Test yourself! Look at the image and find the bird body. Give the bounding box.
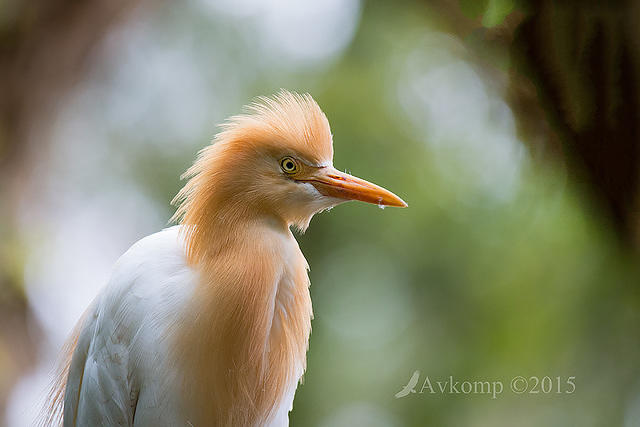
[62,224,306,426]
[44,91,406,426]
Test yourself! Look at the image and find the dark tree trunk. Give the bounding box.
[509,0,640,247]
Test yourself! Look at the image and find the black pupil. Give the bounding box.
[285,161,294,170]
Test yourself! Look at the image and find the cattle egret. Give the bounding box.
[41,90,406,426]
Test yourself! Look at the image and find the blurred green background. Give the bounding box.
[2,0,640,426]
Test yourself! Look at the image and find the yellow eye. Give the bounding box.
[280,156,299,174]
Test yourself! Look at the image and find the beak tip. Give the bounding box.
[388,195,408,208]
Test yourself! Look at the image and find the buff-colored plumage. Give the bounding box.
[172,90,334,253]
[171,91,327,425]
[41,90,405,427]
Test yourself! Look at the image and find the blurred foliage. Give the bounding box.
[288,3,640,425]
[0,0,145,419]
[0,227,39,420]
[2,0,640,426]
[459,0,515,27]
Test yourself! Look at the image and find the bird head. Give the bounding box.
[173,90,406,237]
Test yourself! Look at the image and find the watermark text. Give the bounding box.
[394,371,576,399]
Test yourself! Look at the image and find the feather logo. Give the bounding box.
[395,370,420,398]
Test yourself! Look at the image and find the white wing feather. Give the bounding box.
[63,226,196,426]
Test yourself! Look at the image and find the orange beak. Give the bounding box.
[301,166,407,208]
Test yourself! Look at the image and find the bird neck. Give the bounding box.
[175,215,312,426]
[180,180,292,264]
